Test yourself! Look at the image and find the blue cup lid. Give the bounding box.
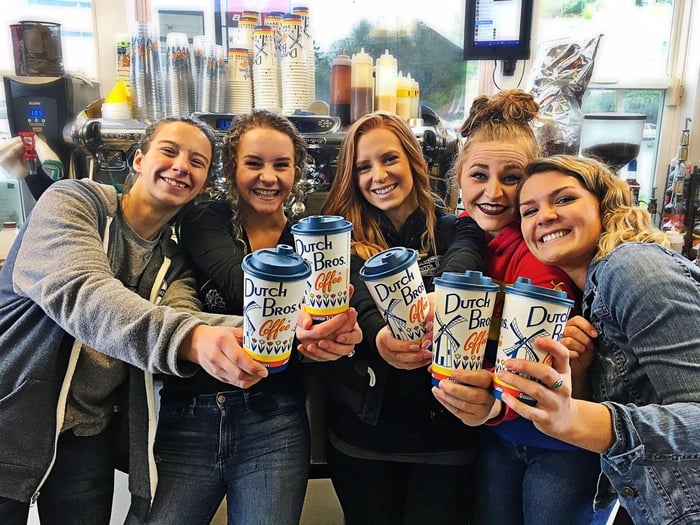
[242,244,311,282]
[290,215,353,235]
[292,215,352,235]
[359,247,417,281]
[435,270,499,292]
[505,277,574,307]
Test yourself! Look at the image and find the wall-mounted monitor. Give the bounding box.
[463,0,534,61]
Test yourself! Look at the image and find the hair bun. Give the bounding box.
[461,89,539,137]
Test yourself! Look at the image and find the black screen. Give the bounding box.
[463,0,534,61]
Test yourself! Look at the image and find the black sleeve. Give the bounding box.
[437,215,485,276]
[24,166,55,201]
[349,253,386,359]
[177,200,245,313]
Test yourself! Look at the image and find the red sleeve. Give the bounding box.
[506,242,582,314]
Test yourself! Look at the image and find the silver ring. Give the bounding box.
[550,375,564,390]
[347,350,355,358]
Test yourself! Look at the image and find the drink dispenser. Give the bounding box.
[350,48,373,123]
[579,113,646,172]
[374,50,397,114]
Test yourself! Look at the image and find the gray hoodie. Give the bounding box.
[0,179,238,514]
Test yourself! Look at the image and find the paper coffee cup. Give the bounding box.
[241,244,311,373]
[492,277,574,405]
[431,271,499,386]
[291,215,352,322]
[359,247,429,342]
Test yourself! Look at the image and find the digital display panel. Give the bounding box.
[28,106,45,119]
[215,118,233,130]
[464,0,534,61]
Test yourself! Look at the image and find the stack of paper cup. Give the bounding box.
[292,6,316,105]
[252,25,281,112]
[242,10,261,25]
[164,32,194,116]
[226,47,253,114]
[263,11,285,60]
[280,14,311,114]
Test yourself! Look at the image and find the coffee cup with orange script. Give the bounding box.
[241,244,311,373]
[431,271,499,386]
[359,247,429,342]
[291,215,352,322]
[492,277,573,405]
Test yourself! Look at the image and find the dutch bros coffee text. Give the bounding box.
[241,245,311,373]
[431,271,499,386]
[359,247,429,342]
[492,277,574,405]
[291,215,352,321]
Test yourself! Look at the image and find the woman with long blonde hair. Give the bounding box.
[506,154,699,524]
[320,111,484,524]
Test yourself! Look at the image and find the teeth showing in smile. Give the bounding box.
[254,189,279,197]
[542,231,567,243]
[477,203,506,214]
[373,183,397,195]
[163,177,187,189]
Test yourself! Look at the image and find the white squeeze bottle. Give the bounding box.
[350,48,374,123]
[396,71,411,121]
[374,49,397,114]
[409,73,420,120]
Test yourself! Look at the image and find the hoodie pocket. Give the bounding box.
[0,378,58,471]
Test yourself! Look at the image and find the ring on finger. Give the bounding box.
[347,350,356,358]
[550,375,564,390]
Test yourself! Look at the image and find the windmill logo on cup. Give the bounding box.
[431,271,499,386]
[492,277,573,405]
[291,215,352,322]
[242,244,311,373]
[359,247,429,342]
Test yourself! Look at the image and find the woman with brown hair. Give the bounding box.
[432,90,604,525]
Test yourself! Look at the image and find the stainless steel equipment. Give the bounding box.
[64,108,456,214]
[64,116,148,189]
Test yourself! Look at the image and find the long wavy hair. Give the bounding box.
[520,155,669,262]
[320,111,440,260]
[222,110,307,251]
[455,89,541,188]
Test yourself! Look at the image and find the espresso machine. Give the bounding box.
[64,106,456,215]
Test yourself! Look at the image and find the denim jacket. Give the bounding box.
[583,242,700,524]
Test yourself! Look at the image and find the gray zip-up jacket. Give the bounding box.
[0,179,236,515]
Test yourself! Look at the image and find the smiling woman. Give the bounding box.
[433,90,605,525]
[0,115,276,524]
[318,111,485,525]
[150,110,362,525]
[505,154,700,524]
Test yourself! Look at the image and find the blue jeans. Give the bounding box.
[142,390,310,525]
[471,431,605,525]
[0,425,115,525]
